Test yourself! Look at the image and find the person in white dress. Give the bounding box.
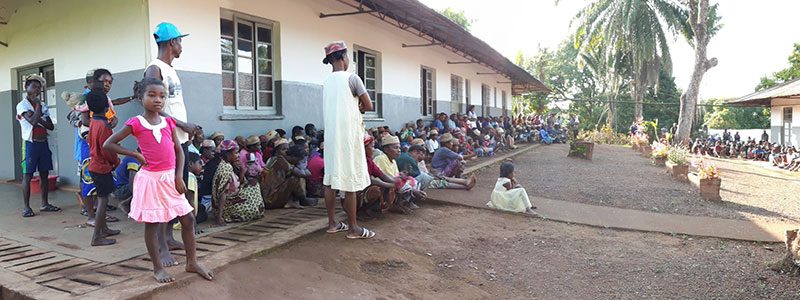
[486,162,537,215]
[321,41,376,239]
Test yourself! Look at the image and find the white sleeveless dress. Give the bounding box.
[322,71,370,192]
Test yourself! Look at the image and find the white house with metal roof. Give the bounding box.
[729,77,800,146]
[0,0,547,186]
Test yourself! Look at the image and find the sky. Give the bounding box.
[419,0,800,101]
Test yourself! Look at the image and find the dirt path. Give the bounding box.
[497,143,800,223]
[153,206,800,300]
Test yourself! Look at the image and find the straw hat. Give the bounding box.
[381,135,400,146]
[200,139,215,148]
[440,133,454,143]
[411,138,425,146]
[210,131,225,140]
[274,138,289,147]
[265,130,278,141]
[246,135,260,146]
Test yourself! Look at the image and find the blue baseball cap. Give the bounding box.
[153,22,189,43]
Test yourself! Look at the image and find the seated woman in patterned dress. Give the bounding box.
[211,140,264,226]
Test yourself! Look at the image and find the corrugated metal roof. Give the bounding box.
[333,0,550,95]
[728,77,800,106]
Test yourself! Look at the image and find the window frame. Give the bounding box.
[481,84,491,116]
[220,10,278,115]
[501,90,508,117]
[465,79,471,108]
[354,46,382,118]
[450,74,463,114]
[421,66,436,116]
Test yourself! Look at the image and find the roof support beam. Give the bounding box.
[319,10,375,18]
[447,61,478,64]
[477,72,500,75]
[0,41,7,47]
[497,81,512,84]
[402,42,440,48]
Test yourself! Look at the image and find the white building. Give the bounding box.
[730,78,800,146]
[0,0,547,186]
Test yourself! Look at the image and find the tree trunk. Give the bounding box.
[676,0,717,145]
[633,78,644,121]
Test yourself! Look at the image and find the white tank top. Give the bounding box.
[147,59,189,144]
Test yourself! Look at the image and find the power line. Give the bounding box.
[534,97,742,107]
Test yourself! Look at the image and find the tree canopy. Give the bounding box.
[439,8,474,32]
[756,43,800,91]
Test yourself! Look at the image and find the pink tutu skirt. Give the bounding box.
[129,169,194,223]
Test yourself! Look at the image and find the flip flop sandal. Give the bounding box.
[40,204,62,212]
[105,215,120,222]
[346,228,376,239]
[22,208,35,218]
[326,222,349,233]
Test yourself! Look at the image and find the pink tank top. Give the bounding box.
[125,116,177,172]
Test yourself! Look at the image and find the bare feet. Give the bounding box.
[154,268,175,283]
[101,228,121,237]
[285,201,305,209]
[466,176,477,190]
[186,261,214,280]
[167,239,185,251]
[86,218,96,227]
[160,248,180,267]
[91,237,116,246]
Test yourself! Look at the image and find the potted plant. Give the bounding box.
[689,160,721,201]
[665,146,690,181]
[650,142,669,166]
[568,129,594,160]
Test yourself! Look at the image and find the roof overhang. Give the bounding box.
[0,0,49,47]
[325,0,550,95]
[728,77,800,107]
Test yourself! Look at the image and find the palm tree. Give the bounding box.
[571,0,689,123]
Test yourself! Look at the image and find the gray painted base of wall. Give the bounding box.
[771,125,800,146]
[2,68,465,186]
[0,90,16,179]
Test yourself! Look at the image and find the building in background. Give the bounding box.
[0,0,547,186]
[729,78,800,146]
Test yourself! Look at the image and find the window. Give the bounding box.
[784,107,793,145]
[450,75,463,114]
[501,90,508,117]
[421,66,436,116]
[355,48,380,117]
[220,11,276,114]
[465,79,471,108]
[481,84,491,116]
[493,87,498,108]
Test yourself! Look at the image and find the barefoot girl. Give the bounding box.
[103,78,213,283]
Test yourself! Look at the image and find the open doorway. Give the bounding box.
[14,63,57,181]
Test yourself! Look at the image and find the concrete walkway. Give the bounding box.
[426,144,799,243]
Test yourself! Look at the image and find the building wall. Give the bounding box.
[770,103,800,146]
[0,0,149,183]
[146,0,513,124]
[0,0,521,183]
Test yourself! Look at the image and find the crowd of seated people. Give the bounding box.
[156,108,580,226]
[689,129,800,172]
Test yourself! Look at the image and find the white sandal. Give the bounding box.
[347,228,376,239]
[326,222,349,233]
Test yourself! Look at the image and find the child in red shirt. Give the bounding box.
[86,88,120,246]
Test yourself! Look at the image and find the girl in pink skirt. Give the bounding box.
[104,78,213,283]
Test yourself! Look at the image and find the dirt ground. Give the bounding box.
[501,143,800,223]
[152,206,800,300]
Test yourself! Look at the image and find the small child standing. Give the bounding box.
[103,78,213,283]
[486,162,537,215]
[85,86,121,246]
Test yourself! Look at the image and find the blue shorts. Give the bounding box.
[22,141,53,175]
